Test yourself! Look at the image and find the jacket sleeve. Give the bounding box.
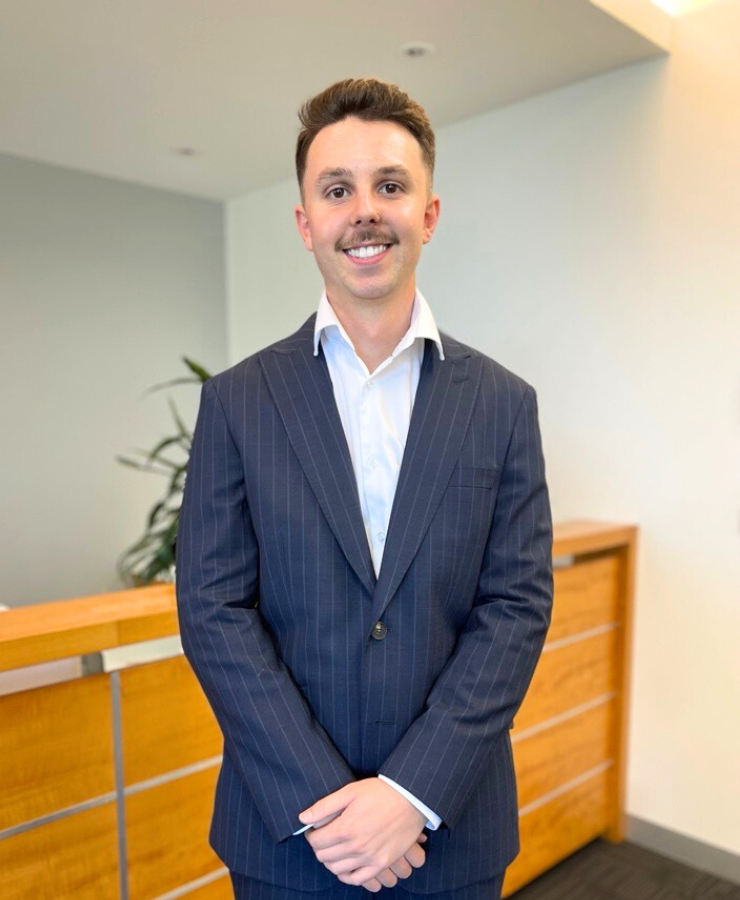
[176,376,356,844]
[377,385,553,830]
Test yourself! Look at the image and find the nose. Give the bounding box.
[351,189,381,226]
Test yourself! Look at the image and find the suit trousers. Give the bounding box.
[229,870,506,900]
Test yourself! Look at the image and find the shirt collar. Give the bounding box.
[312,289,445,361]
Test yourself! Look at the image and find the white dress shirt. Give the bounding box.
[292,288,444,836]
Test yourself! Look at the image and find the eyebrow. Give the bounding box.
[315,165,413,186]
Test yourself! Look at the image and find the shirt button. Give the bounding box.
[368,457,379,469]
[377,531,386,542]
[371,621,387,640]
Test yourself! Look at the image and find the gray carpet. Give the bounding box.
[510,839,740,899]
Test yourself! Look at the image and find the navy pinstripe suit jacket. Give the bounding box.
[175,313,553,892]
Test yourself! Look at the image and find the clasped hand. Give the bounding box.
[299,777,429,892]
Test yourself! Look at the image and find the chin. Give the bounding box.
[345,278,400,300]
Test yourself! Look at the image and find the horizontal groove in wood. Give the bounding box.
[549,552,621,643]
[120,656,223,785]
[0,673,115,831]
[503,766,611,896]
[0,792,117,841]
[513,698,618,807]
[542,621,619,653]
[152,869,232,900]
[126,766,223,900]
[512,692,616,742]
[515,629,620,730]
[125,756,222,796]
[0,801,119,900]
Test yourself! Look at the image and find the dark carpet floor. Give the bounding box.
[510,839,740,900]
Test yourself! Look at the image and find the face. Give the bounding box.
[295,117,440,311]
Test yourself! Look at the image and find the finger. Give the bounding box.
[299,787,351,826]
[312,810,342,829]
[338,866,384,887]
[390,856,413,879]
[404,842,426,868]
[375,867,399,889]
[323,855,366,875]
[361,878,383,893]
[306,817,351,852]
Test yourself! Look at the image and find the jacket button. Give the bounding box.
[371,621,387,640]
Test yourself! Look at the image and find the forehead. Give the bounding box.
[304,117,425,180]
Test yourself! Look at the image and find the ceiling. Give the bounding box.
[0,0,669,200]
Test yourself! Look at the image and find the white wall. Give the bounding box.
[1,153,227,607]
[226,1,740,857]
[226,178,323,361]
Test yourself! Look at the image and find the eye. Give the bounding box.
[380,182,402,195]
[327,186,348,199]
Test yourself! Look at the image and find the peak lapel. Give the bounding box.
[370,338,483,626]
[259,316,376,599]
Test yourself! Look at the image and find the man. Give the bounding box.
[176,78,553,900]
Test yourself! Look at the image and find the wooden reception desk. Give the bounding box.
[0,520,636,900]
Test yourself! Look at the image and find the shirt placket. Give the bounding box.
[359,361,397,575]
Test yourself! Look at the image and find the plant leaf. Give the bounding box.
[182,356,212,382]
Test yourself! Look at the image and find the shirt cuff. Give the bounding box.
[378,774,442,830]
[292,823,314,835]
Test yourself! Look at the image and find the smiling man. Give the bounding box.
[176,78,553,900]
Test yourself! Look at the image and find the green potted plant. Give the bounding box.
[116,357,211,587]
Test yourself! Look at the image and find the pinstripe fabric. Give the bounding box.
[176,313,553,893]
[230,870,506,899]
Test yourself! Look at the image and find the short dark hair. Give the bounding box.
[295,78,435,197]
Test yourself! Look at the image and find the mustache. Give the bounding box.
[338,231,397,250]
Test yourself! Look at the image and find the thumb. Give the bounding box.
[299,785,353,823]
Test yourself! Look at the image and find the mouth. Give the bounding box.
[342,243,392,265]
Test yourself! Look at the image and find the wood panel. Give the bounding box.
[120,655,223,785]
[0,584,177,672]
[0,802,119,900]
[512,698,617,807]
[552,521,636,558]
[181,875,234,899]
[503,767,612,896]
[0,673,114,830]
[126,766,223,900]
[549,553,621,641]
[515,628,620,730]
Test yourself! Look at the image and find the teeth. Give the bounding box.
[346,244,389,259]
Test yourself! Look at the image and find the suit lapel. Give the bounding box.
[370,338,482,626]
[259,315,377,599]
[259,314,483,617]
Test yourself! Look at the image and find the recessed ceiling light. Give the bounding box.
[399,41,437,59]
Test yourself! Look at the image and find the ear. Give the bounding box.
[422,194,441,245]
[295,204,313,252]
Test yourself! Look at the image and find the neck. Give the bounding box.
[325,286,416,374]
